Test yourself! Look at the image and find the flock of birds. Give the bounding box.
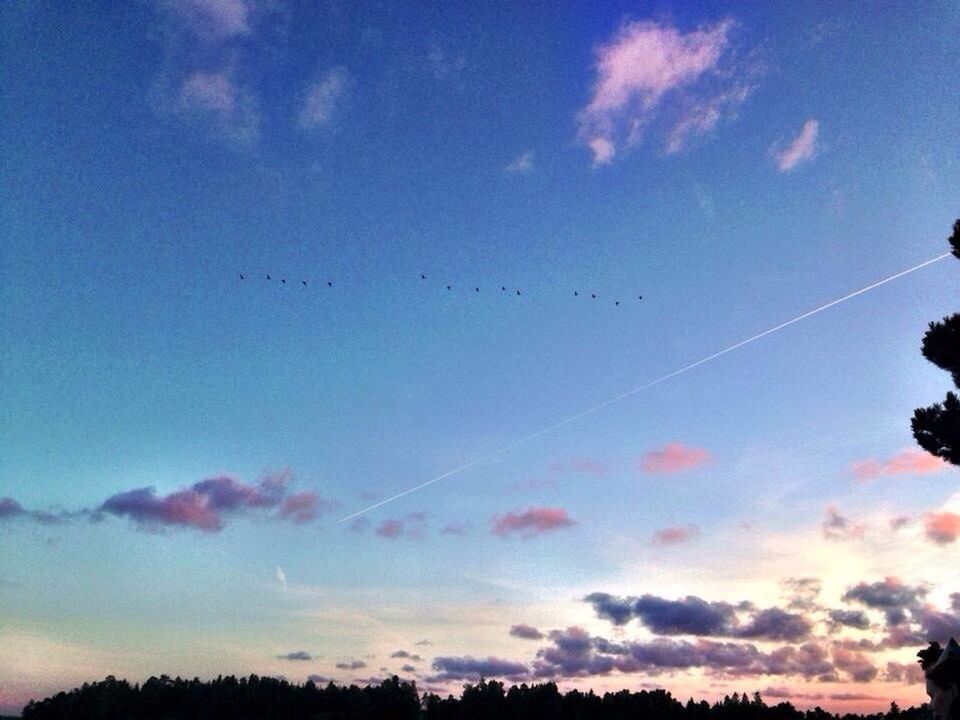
[239,273,644,305]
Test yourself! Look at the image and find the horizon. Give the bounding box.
[2,1,960,717]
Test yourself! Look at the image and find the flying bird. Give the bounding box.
[516,290,521,296]
[615,300,620,306]
[501,286,506,291]
[447,285,452,291]
[420,274,426,280]
[240,273,245,280]
[281,279,286,285]
[266,274,271,280]
[638,295,643,300]
[591,293,597,299]
[302,280,307,286]
[327,281,333,287]
[574,291,578,296]
[475,287,479,292]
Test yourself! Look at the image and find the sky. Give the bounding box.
[1,0,959,715]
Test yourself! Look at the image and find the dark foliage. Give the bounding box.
[20,674,932,720]
[911,219,960,467]
[919,641,944,671]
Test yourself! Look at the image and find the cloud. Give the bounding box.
[277,651,312,661]
[510,624,545,640]
[299,67,349,129]
[585,592,810,642]
[852,449,949,481]
[821,505,866,541]
[440,522,468,536]
[774,119,819,172]
[505,151,534,174]
[577,18,752,165]
[781,577,822,612]
[491,507,575,538]
[96,470,330,532]
[400,664,416,673]
[652,524,700,545]
[373,512,428,540]
[390,650,421,661]
[426,45,466,81]
[841,577,928,615]
[640,443,711,474]
[335,660,367,670]
[307,674,331,684]
[415,639,433,646]
[275,565,287,589]
[0,498,25,520]
[924,511,960,545]
[431,656,529,681]
[830,647,878,683]
[163,0,252,40]
[827,609,871,631]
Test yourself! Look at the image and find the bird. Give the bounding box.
[420,274,426,280]
[302,280,307,286]
[615,300,620,306]
[446,285,452,291]
[638,295,643,300]
[516,290,521,296]
[281,279,286,285]
[574,290,578,296]
[240,273,245,280]
[475,287,479,292]
[266,274,271,280]
[501,286,506,291]
[327,281,333,287]
[591,293,597,299]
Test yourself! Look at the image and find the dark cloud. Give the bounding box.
[390,650,421,661]
[914,606,960,644]
[883,661,924,684]
[491,507,575,538]
[0,497,25,519]
[510,624,544,640]
[335,660,367,670]
[585,592,807,641]
[822,506,865,541]
[401,664,416,673]
[374,513,428,540]
[781,577,822,612]
[277,651,312,661]
[96,470,332,532]
[841,577,928,614]
[827,609,871,631]
[415,639,433,646]
[831,647,878,683]
[431,656,529,681]
[307,675,331,684]
[732,608,811,642]
[0,496,79,525]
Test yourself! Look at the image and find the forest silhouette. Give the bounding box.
[18,668,930,720]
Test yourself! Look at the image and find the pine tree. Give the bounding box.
[911,220,960,466]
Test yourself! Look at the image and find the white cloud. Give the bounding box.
[774,119,820,172]
[276,565,287,589]
[299,68,349,129]
[578,17,753,165]
[175,69,260,142]
[163,0,252,41]
[505,150,534,174]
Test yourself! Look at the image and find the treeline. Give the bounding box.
[21,674,927,720]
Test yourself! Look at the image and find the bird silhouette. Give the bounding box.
[240,273,245,280]
[420,274,426,280]
[447,285,452,291]
[475,287,479,292]
[281,279,286,285]
[516,290,521,296]
[591,293,597,299]
[266,274,271,280]
[302,280,307,286]
[574,290,578,296]
[501,286,506,291]
[615,300,620,306]
[638,295,643,300]
[327,281,333,287]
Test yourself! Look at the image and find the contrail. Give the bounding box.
[338,251,952,523]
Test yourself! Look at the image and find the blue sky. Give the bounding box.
[1,1,959,715]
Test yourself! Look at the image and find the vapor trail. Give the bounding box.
[338,252,951,523]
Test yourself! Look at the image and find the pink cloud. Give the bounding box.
[652,524,700,545]
[852,449,948,481]
[374,512,428,540]
[376,519,404,538]
[774,119,819,172]
[491,507,575,539]
[578,18,748,164]
[640,442,712,474]
[279,492,333,524]
[924,512,960,545]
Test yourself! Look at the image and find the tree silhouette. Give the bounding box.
[911,220,960,466]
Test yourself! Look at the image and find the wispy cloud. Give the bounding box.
[505,150,534,174]
[491,507,575,539]
[821,505,866,541]
[163,0,252,40]
[852,449,949,481]
[275,565,287,589]
[509,624,545,640]
[640,442,711,474]
[299,67,349,129]
[651,524,700,545]
[578,17,752,165]
[774,119,819,172]
[277,650,312,661]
